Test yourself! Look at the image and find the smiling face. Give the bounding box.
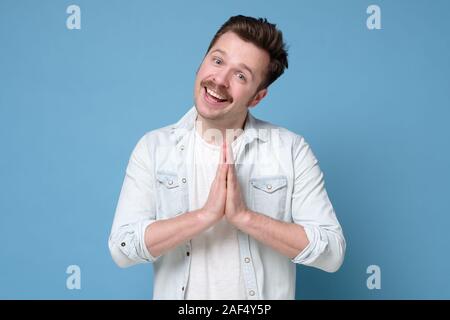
[194,32,270,126]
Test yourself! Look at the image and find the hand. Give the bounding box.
[200,142,228,223]
[224,141,249,226]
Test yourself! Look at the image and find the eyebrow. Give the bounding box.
[210,49,255,79]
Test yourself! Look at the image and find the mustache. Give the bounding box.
[200,79,233,102]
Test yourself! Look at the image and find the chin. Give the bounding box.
[195,96,228,120]
[195,102,220,120]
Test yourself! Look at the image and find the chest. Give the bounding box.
[153,133,295,222]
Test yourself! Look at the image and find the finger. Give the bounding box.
[227,142,237,180]
[220,161,228,181]
[214,141,227,181]
[226,141,234,165]
[213,161,222,183]
[227,160,236,189]
[220,140,226,165]
[213,165,227,195]
[216,165,227,197]
[223,140,227,164]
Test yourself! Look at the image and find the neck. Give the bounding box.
[195,111,248,145]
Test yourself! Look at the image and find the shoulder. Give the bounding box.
[250,114,308,148]
[137,122,179,148]
[138,107,196,146]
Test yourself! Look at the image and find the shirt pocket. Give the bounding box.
[155,171,183,219]
[249,175,288,219]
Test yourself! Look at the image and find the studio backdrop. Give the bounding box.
[1,0,449,299]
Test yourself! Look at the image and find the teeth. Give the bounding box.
[206,87,226,100]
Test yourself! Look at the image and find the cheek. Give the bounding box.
[196,63,211,80]
[232,87,253,102]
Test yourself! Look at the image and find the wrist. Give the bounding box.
[231,208,252,229]
[196,208,221,226]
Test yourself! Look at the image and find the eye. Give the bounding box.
[237,73,246,81]
[213,57,222,65]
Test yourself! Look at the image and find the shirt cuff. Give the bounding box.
[115,220,160,264]
[140,220,160,262]
[291,225,328,265]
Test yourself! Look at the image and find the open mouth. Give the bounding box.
[203,86,230,105]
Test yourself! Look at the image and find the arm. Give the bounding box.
[225,137,346,272]
[229,209,310,260]
[288,136,346,272]
[143,209,214,258]
[109,135,228,267]
[145,143,228,256]
[145,149,228,256]
[224,144,309,259]
[109,134,157,268]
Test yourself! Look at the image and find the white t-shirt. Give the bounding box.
[185,127,247,300]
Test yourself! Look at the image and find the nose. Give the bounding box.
[212,68,230,88]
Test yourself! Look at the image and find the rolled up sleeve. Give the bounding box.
[290,136,346,272]
[108,133,160,268]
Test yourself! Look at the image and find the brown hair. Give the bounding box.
[206,15,288,90]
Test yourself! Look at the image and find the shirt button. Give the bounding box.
[168,180,173,186]
[182,286,185,291]
[180,145,185,151]
[186,251,190,256]
[120,242,126,247]
[244,257,250,263]
[182,178,187,183]
[249,290,255,296]
[266,184,272,190]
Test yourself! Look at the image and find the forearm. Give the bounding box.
[232,210,310,259]
[145,209,218,257]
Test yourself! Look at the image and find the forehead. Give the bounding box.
[209,32,269,78]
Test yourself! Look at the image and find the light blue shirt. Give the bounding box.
[109,106,346,299]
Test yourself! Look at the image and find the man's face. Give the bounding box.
[194,31,269,123]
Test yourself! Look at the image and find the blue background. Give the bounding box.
[1,0,449,299]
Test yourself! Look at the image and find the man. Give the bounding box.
[109,15,345,300]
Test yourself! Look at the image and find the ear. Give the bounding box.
[247,88,268,108]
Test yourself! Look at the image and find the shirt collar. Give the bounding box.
[171,106,269,145]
